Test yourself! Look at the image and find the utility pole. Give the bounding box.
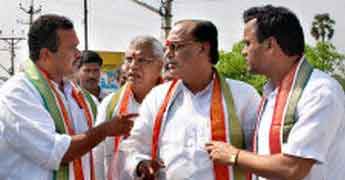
[19,0,42,25]
[130,0,173,40]
[0,36,25,76]
[84,0,89,50]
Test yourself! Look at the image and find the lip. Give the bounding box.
[167,62,177,70]
[127,72,141,81]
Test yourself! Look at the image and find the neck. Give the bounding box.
[184,66,214,94]
[131,77,161,103]
[269,56,300,87]
[36,62,64,87]
[88,86,100,98]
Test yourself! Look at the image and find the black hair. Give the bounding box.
[28,14,74,62]
[80,50,103,66]
[175,20,219,65]
[243,5,305,56]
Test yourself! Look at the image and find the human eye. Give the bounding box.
[138,58,147,64]
[125,57,132,64]
[243,40,250,47]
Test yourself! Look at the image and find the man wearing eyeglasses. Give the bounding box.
[124,20,261,180]
[94,35,164,180]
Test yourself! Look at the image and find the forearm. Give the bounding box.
[237,150,314,180]
[61,121,109,164]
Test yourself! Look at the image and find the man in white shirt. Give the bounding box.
[94,35,164,180]
[124,19,261,180]
[206,5,345,180]
[0,14,136,180]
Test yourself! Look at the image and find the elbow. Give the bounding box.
[281,164,313,180]
[61,153,75,164]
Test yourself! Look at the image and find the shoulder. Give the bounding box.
[140,80,178,110]
[146,81,177,100]
[303,69,345,100]
[296,69,345,114]
[0,73,40,101]
[224,78,261,99]
[307,69,343,91]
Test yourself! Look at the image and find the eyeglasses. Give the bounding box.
[165,39,196,52]
[124,56,156,66]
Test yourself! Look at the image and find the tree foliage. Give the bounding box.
[216,41,345,93]
[216,41,266,94]
[305,42,345,73]
[311,13,335,42]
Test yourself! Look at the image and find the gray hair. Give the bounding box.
[128,35,164,59]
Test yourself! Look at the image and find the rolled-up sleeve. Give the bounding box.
[282,78,345,163]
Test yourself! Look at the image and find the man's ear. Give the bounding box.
[39,48,50,62]
[262,38,272,49]
[200,42,210,54]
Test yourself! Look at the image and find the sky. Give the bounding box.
[1,0,344,78]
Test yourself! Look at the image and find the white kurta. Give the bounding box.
[257,69,345,180]
[94,90,139,180]
[123,78,261,180]
[0,72,93,180]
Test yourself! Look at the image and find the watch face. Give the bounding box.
[229,154,236,164]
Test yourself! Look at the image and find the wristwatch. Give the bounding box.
[229,150,240,165]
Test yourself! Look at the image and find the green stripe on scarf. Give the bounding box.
[81,89,98,121]
[283,59,313,143]
[25,60,69,180]
[219,72,246,180]
[105,85,126,121]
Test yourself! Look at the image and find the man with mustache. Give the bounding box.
[94,35,164,180]
[124,20,261,180]
[0,14,136,180]
[79,50,108,101]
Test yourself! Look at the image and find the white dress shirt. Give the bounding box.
[0,72,93,180]
[257,69,345,180]
[94,90,139,180]
[123,78,261,180]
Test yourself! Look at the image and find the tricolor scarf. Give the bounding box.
[105,83,132,180]
[250,58,313,180]
[24,60,96,180]
[152,70,247,180]
[105,78,163,180]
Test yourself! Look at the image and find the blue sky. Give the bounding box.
[1,0,344,77]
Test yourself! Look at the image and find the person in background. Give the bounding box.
[79,50,108,101]
[116,63,129,87]
[94,35,164,180]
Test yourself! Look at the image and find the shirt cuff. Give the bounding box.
[282,143,325,164]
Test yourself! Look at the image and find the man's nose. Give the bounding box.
[164,47,174,60]
[241,48,247,57]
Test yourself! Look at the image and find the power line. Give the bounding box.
[130,0,173,40]
[0,36,25,76]
[19,0,42,25]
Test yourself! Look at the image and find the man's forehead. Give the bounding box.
[57,29,79,45]
[125,47,153,58]
[81,63,100,68]
[168,22,195,41]
[244,19,257,31]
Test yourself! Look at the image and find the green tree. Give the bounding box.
[305,42,344,73]
[216,41,266,94]
[216,41,345,93]
[311,13,335,42]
